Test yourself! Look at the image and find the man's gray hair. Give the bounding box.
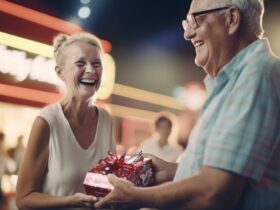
[227,0,264,38]
[220,0,265,38]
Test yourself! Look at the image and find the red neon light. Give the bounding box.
[0,84,64,104]
[0,0,112,52]
[0,1,81,34]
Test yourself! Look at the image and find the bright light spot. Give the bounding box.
[10,175,18,187]
[174,82,206,111]
[78,6,91,19]
[80,0,91,4]
[0,45,62,85]
[0,32,53,58]
[97,53,116,100]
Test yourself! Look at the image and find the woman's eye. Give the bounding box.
[92,62,102,68]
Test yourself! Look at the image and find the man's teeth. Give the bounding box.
[194,41,203,48]
[80,79,96,85]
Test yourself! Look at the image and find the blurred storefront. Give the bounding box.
[0,0,184,151]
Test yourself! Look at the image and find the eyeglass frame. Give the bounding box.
[183,6,230,31]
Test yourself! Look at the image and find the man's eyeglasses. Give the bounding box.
[183,6,229,31]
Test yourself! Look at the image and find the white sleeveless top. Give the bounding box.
[38,103,115,209]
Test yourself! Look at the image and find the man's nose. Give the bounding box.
[182,20,196,41]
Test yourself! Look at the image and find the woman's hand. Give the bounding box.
[72,193,97,208]
[144,153,178,184]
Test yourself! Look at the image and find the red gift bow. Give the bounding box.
[90,152,144,184]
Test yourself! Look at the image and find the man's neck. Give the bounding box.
[211,33,258,77]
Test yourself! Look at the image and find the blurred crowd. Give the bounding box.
[0,132,25,210]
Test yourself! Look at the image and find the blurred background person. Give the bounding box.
[141,113,182,162]
[11,135,25,174]
[0,131,16,209]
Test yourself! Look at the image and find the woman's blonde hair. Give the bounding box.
[53,32,104,65]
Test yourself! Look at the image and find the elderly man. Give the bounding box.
[95,0,280,209]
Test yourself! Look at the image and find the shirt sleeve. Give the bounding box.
[203,64,280,181]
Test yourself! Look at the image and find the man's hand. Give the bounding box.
[94,175,138,210]
[144,153,177,184]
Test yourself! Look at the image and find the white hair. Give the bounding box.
[53,32,104,65]
[221,0,265,38]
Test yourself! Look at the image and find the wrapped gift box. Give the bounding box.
[83,152,154,197]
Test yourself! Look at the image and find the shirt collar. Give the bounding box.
[204,39,270,93]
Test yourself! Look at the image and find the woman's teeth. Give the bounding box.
[80,79,96,85]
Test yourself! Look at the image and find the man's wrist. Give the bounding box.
[167,162,178,180]
[130,186,160,208]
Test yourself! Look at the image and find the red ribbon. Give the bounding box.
[90,152,143,183]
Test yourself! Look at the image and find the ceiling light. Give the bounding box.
[78,6,91,19]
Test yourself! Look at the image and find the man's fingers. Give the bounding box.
[95,174,134,208]
[94,175,120,208]
[94,194,112,208]
[107,174,119,185]
[108,174,135,187]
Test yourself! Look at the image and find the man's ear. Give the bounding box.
[227,6,241,35]
[55,65,65,81]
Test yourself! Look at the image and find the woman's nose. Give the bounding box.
[85,64,95,73]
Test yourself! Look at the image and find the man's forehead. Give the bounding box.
[189,0,226,12]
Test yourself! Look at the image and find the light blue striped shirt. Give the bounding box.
[174,39,280,210]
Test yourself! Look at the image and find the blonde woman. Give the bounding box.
[16,32,116,209]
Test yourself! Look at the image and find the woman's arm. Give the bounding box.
[16,117,96,209]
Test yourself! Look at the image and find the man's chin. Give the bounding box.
[194,57,204,68]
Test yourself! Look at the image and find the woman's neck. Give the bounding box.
[61,98,97,125]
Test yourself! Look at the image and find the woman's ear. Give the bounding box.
[55,65,65,81]
[227,6,241,35]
